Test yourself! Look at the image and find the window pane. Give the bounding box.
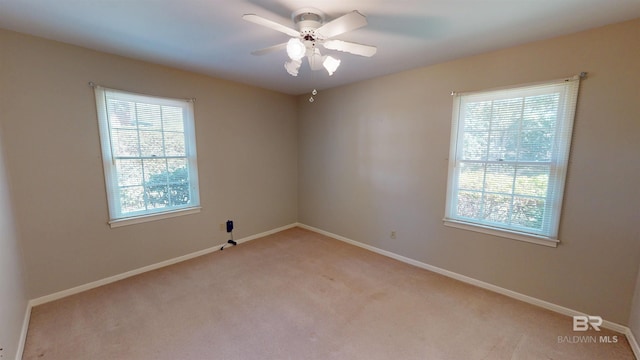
[167,158,188,183]
[482,194,511,224]
[458,163,484,191]
[111,129,139,157]
[491,98,522,130]
[462,131,488,160]
[96,87,200,222]
[120,186,145,214]
[162,106,184,132]
[143,159,168,184]
[107,99,136,129]
[139,130,164,157]
[170,184,190,206]
[519,94,558,162]
[164,132,186,156]
[511,197,545,230]
[522,94,558,129]
[457,191,482,219]
[488,131,519,161]
[445,80,578,240]
[116,159,142,186]
[484,164,515,194]
[514,166,549,197]
[137,103,162,130]
[146,185,169,209]
[518,129,553,161]
[464,101,491,131]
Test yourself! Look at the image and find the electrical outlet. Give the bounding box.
[390,231,396,239]
[219,223,224,232]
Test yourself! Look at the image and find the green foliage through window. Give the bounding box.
[445,78,580,240]
[94,86,200,222]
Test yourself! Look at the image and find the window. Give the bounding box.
[94,86,200,227]
[444,76,581,247]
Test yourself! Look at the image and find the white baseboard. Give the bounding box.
[29,222,297,307]
[297,223,636,347]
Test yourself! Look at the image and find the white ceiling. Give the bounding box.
[1,0,639,95]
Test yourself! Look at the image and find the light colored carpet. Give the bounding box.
[23,227,634,359]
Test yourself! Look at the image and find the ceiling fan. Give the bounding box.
[242,8,377,77]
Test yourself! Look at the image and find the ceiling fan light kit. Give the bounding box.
[322,56,341,76]
[243,7,377,78]
[284,59,302,76]
[286,38,306,61]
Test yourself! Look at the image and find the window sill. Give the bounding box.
[109,207,201,228]
[443,219,558,248]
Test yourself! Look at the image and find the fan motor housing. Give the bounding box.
[292,8,324,38]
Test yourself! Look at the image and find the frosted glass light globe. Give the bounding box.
[286,38,306,61]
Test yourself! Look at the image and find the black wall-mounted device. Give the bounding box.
[221,220,236,250]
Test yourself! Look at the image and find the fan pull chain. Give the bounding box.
[309,88,318,102]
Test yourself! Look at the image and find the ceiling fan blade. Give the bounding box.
[315,10,368,39]
[250,42,287,56]
[322,40,377,57]
[242,14,300,37]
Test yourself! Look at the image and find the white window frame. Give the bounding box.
[444,76,581,247]
[94,86,201,227]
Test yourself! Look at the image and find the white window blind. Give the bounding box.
[444,76,580,246]
[94,86,200,226]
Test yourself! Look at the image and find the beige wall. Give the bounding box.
[0,29,298,299]
[0,124,28,358]
[298,19,640,325]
